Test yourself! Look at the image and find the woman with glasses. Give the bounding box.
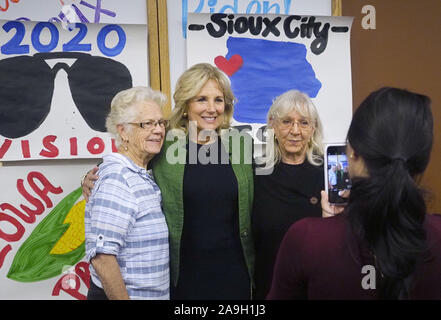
[252,90,325,299]
[268,87,441,299]
[84,86,170,300]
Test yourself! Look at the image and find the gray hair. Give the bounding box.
[105,86,167,147]
[266,90,324,166]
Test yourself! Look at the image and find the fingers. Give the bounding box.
[88,166,99,181]
[321,190,333,218]
[82,166,99,203]
[320,190,345,218]
[322,210,335,218]
[82,180,91,203]
[321,190,329,203]
[82,191,90,203]
[86,174,99,183]
[340,189,350,198]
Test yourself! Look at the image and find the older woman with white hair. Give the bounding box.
[252,89,325,299]
[85,86,170,300]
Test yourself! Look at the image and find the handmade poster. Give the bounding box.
[0,19,148,161]
[0,161,96,299]
[0,0,147,25]
[168,0,332,106]
[0,0,150,300]
[179,0,331,39]
[187,13,353,145]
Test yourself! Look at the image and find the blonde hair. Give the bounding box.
[169,63,235,133]
[106,86,167,147]
[266,90,324,166]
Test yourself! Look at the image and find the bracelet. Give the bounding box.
[80,172,89,187]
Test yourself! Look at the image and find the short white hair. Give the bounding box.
[105,86,167,147]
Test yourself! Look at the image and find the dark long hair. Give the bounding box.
[346,87,433,299]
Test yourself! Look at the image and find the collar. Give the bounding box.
[103,153,149,177]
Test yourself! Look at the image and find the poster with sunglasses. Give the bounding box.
[0,19,148,161]
[187,13,353,147]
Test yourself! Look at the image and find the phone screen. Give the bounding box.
[326,145,351,204]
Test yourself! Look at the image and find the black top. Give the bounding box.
[252,160,324,299]
[172,138,250,300]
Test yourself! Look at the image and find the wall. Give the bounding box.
[343,0,441,212]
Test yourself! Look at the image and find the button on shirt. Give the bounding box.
[85,153,170,300]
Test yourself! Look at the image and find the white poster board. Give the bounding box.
[0,20,148,161]
[0,161,94,300]
[0,0,147,24]
[187,13,353,144]
[167,0,332,105]
[0,0,149,300]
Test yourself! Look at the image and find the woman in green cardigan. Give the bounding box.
[153,63,254,299]
[83,63,254,299]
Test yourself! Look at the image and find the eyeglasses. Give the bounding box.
[0,52,132,139]
[128,119,169,130]
[278,118,313,130]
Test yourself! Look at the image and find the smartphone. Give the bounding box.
[324,144,351,205]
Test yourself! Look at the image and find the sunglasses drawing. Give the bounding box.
[0,52,132,139]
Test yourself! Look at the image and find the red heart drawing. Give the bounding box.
[214,54,243,77]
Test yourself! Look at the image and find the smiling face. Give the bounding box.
[187,79,225,134]
[118,100,165,167]
[273,110,315,164]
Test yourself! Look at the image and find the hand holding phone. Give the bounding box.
[320,190,346,218]
[324,144,352,205]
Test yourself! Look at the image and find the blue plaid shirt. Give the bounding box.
[85,153,169,300]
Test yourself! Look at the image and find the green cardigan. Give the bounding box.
[152,129,255,288]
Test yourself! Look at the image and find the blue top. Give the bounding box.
[85,153,169,300]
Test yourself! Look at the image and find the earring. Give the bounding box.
[183,112,188,118]
[123,140,129,151]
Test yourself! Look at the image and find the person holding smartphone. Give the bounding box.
[267,87,441,299]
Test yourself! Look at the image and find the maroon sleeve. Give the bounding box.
[266,218,312,300]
